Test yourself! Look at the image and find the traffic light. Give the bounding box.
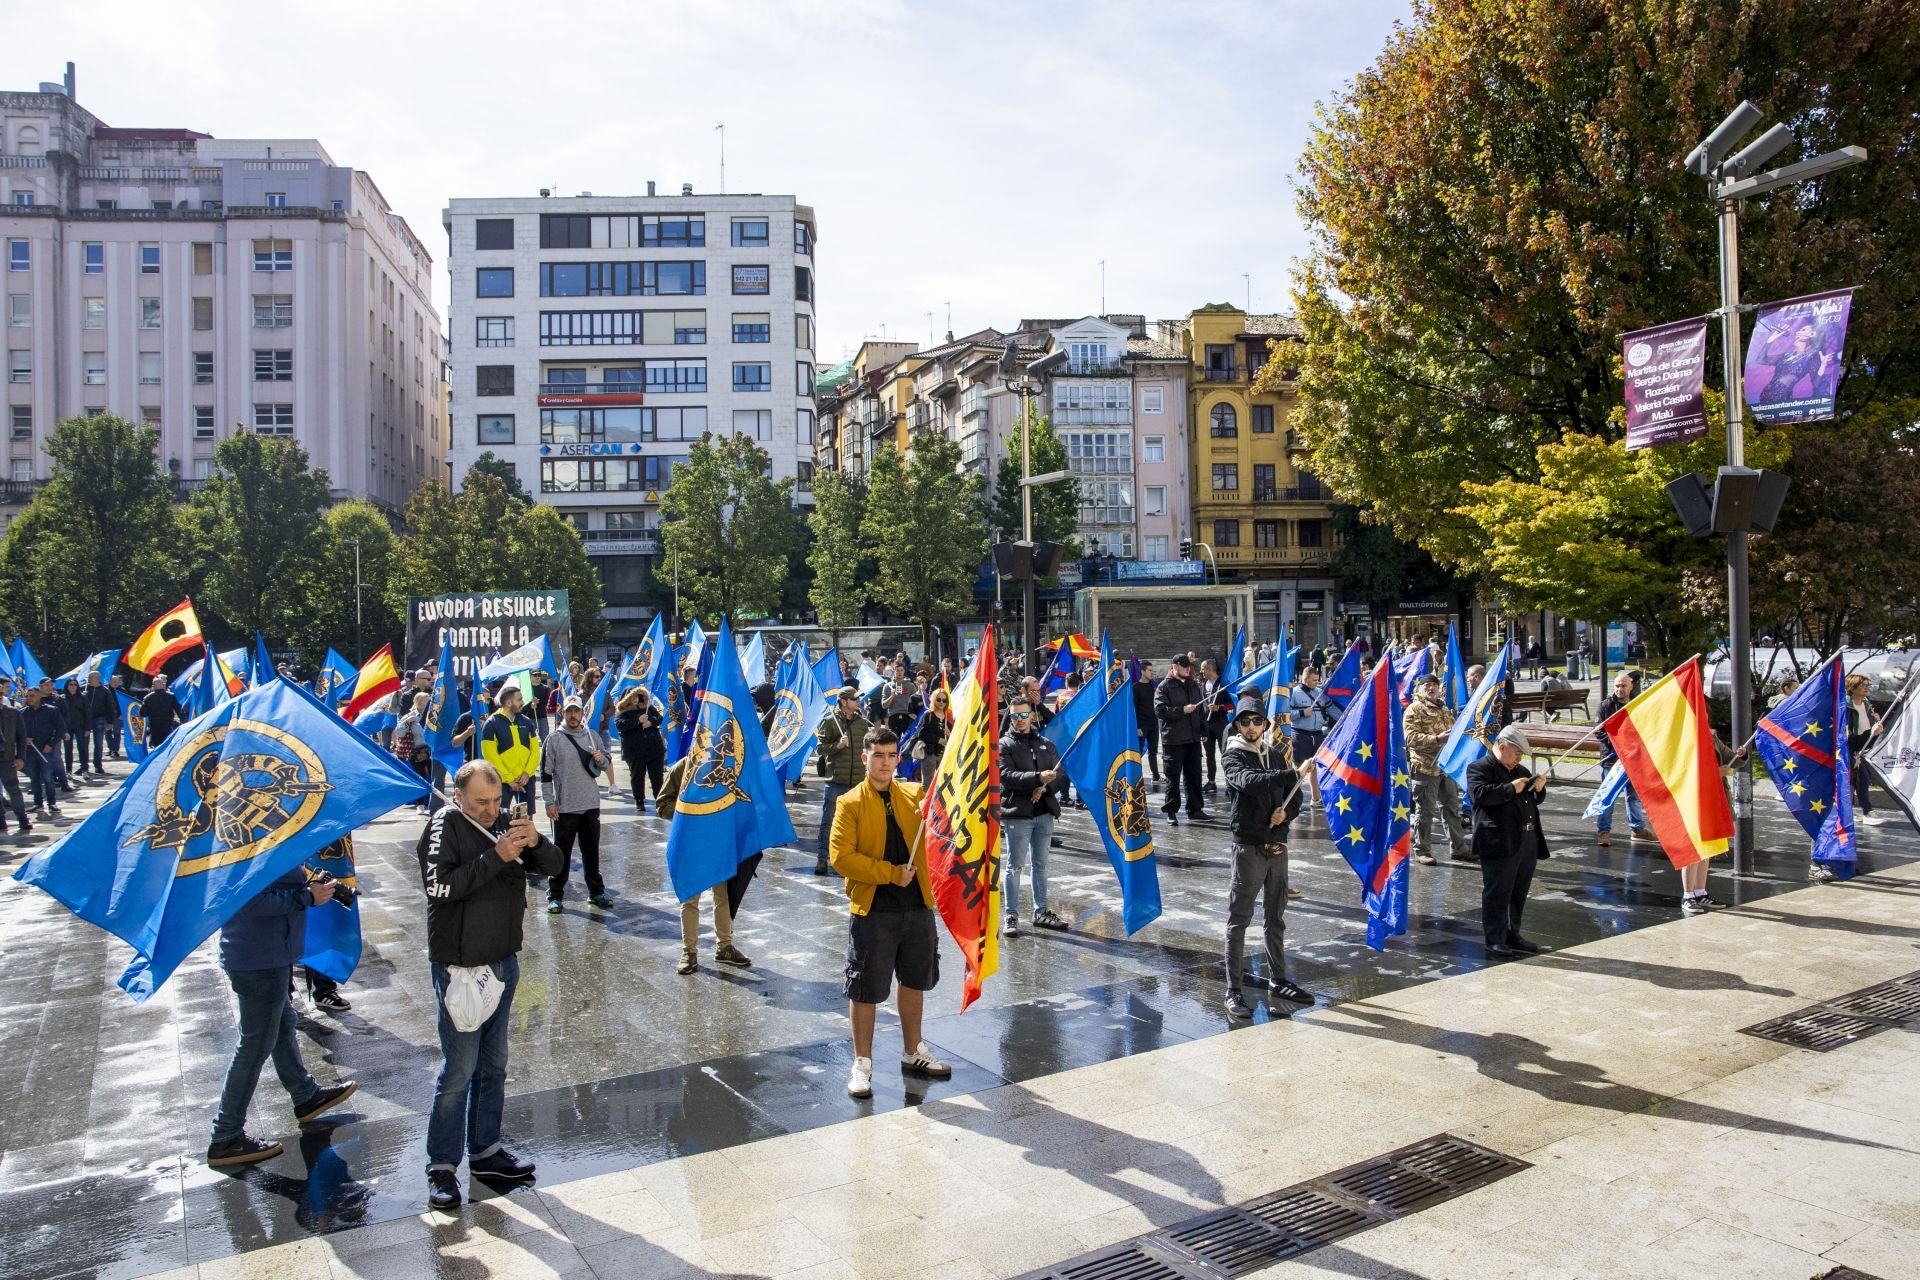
[1179,538,1193,560]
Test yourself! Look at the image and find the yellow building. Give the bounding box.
[1177,304,1343,649]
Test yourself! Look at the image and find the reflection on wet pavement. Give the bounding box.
[0,766,1910,1276]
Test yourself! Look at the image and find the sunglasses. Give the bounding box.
[1012,709,1033,719]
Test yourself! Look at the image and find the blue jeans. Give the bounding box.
[817,782,849,864]
[211,965,318,1144]
[1595,776,1649,832]
[89,718,108,771]
[427,954,519,1173]
[1003,813,1055,917]
[23,749,54,808]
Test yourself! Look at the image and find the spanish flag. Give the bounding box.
[341,644,402,723]
[127,599,203,674]
[920,627,1002,1011]
[1601,657,1734,869]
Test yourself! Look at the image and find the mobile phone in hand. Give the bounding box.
[511,801,530,821]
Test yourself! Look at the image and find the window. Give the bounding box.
[83,243,103,274]
[538,215,591,248]
[476,365,514,396]
[194,406,216,438]
[253,349,293,381]
[1213,519,1241,547]
[139,353,162,385]
[1254,520,1280,549]
[476,267,514,298]
[140,243,160,274]
[731,265,770,295]
[193,352,214,384]
[795,222,812,255]
[794,266,812,302]
[733,362,772,392]
[672,312,706,344]
[478,414,515,444]
[732,409,773,440]
[731,219,769,247]
[192,458,214,479]
[1298,519,1325,548]
[11,461,31,482]
[253,294,293,327]
[798,408,815,444]
[1068,341,1109,373]
[189,296,212,331]
[1211,463,1238,492]
[797,361,815,395]
[12,193,32,207]
[796,313,812,350]
[539,458,645,493]
[1252,404,1274,434]
[796,460,815,491]
[193,243,213,275]
[476,316,514,347]
[252,402,294,435]
[83,353,104,384]
[7,351,28,383]
[7,240,28,271]
[543,406,705,444]
[1143,434,1165,462]
[1144,534,1168,560]
[604,510,647,534]
[640,215,703,247]
[1253,464,1276,499]
[1141,386,1164,414]
[1209,403,1237,436]
[10,405,30,440]
[1205,344,1235,379]
[643,359,706,392]
[264,192,287,208]
[6,295,25,327]
[140,299,162,329]
[474,218,514,250]
[79,297,106,331]
[1298,471,1326,501]
[732,313,770,343]
[252,239,292,272]
[1144,485,1166,516]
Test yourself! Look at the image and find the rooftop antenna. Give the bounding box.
[1243,273,1251,312]
[945,300,952,337]
[715,122,725,194]
[1099,259,1106,315]
[927,312,934,344]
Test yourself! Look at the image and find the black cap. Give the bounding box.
[1233,692,1268,722]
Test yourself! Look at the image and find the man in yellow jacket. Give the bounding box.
[828,724,953,1099]
[480,684,542,815]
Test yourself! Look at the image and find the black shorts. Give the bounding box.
[844,907,940,1004]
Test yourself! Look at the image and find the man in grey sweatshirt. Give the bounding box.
[543,695,612,913]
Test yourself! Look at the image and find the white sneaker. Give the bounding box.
[847,1056,873,1098]
[900,1041,952,1078]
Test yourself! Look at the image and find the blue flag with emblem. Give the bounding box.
[1313,654,1413,950]
[1061,683,1162,935]
[14,677,430,1000]
[768,640,827,774]
[57,649,123,686]
[1442,623,1468,713]
[424,634,464,776]
[118,690,151,764]
[1756,655,1855,879]
[1439,640,1512,794]
[476,634,559,684]
[620,615,668,701]
[1043,632,1117,754]
[301,835,361,983]
[1221,623,1247,690]
[685,618,707,663]
[663,616,796,903]
[1323,640,1365,710]
[313,648,356,710]
[741,631,766,687]
[675,633,717,761]
[253,633,276,685]
[1267,644,1299,733]
[648,632,690,751]
[9,637,47,689]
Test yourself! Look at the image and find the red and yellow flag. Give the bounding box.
[1602,657,1734,869]
[341,644,402,722]
[127,598,203,674]
[920,628,1002,1011]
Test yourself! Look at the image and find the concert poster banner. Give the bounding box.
[405,590,572,680]
[1743,288,1854,426]
[1622,316,1710,450]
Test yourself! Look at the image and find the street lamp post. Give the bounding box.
[1685,102,1865,874]
[345,537,364,664]
[999,344,1070,674]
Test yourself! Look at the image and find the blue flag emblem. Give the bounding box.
[301,836,361,983]
[1061,683,1162,934]
[117,690,151,764]
[313,648,356,709]
[767,643,826,771]
[1438,640,1512,794]
[425,634,464,774]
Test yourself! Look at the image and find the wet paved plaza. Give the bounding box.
[0,752,1914,1278]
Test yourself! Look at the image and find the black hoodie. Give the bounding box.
[1222,733,1302,844]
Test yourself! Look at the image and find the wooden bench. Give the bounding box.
[1507,688,1592,722]
[1520,722,1606,779]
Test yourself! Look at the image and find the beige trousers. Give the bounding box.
[680,887,733,952]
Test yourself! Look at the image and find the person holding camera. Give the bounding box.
[543,694,612,913]
[417,760,564,1210]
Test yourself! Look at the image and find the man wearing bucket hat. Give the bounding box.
[1465,724,1550,958]
[542,694,612,914]
[1221,691,1312,1018]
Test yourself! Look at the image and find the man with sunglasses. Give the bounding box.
[1221,692,1312,1017]
[999,695,1070,935]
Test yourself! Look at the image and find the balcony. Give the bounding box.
[1201,364,1248,382]
[1252,484,1329,504]
[1060,362,1128,378]
[0,479,42,505]
[0,156,48,170]
[539,381,646,397]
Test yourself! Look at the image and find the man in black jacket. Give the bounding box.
[998,694,1069,936]
[143,674,181,748]
[1466,725,1550,958]
[0,678,30,836]
[416,759,565,1211]
[82,671,115,776]
[1221,693,1310,1016]
[1132,661,1160,784]
[1154,654,1210,823]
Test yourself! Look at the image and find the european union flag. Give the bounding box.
[768,640,826,774]
[424,635,464,775]
[477,634,559,684]
[1395,644,1431,708]
[1757,657,1855,879]
[14,678,429,1000]
[663,616,796,903]
[1061,684,1162,934]
[1221,623,1248,690]
[1438,640,1512,794]
[301,835,361,982]
[313,648,357,709]
[1313,654,1413,950]
[1323,641,1365,710]
[117,690,150,764]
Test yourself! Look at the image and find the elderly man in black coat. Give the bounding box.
[1465,725,1551,958]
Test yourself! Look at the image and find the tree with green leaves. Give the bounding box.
[990,410,1078,555]
[807,468,868,641]
[509,503,608,645]
[658,433,796,624]
[391,469,518,600]
[1330,505,1474,637]
[864,435,987,648]
[471,451,531,504]
[181,432,332,643]
[298,500,402,665]
[0,413,177,661]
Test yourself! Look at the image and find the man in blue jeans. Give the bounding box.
[998,694,1070,936]
[1594,672,1653,846]
[83,670,114,774]
[18,686,64,819]
[416,759,564,1211]
[207,867,358,1165]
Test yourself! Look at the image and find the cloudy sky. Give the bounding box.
[11,0,1410,357]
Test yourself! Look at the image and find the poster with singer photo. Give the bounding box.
[1743,288,1853,426]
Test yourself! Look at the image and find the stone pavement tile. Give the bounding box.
[1612,1173,1872,1257]
[196,1238,331,1280]
[779,1261,860,1280]
[422,1187,560,1248]
[136,1269,201,1280]
[728,1145,859,1200]
[538,1187,678,1249]
[315,1211,436,1261]
[530,1168,642,1209]
[821,1216,969,1279]
[332,1229,591,1279]
[1821,1222,1920,1277]
[1643,1215,1830,1279]
[778,1177,913,1243]
[702,1213,841,1274]
[1524,1108,1757,1186]
[947,1202,1104,1275]
[574,1225,724,1279]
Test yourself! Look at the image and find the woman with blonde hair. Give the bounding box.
[615,686,665,812]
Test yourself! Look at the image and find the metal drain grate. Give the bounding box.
[1740,969,1920,1053]
[1017,1135,1527,1280]
[1816,1268,1886,1280]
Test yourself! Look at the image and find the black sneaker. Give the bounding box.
[1269,977,1315,1006]
[813,860,829,876]
[1003,914,1020,938]
[314,991,352,1014]
[469,1147,535,1182]
[1161,809,1179,826]
[207,1134,283,1167]
[589,894,615,909]
[428,1168,462,1211]
[1032,909,1070,932]
[294,1080,358,1125]
[1188,810,1214,823]
[1225,992,1253,1020]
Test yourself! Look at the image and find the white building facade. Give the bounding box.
[443,190,818,639]
[0,76,442,516]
